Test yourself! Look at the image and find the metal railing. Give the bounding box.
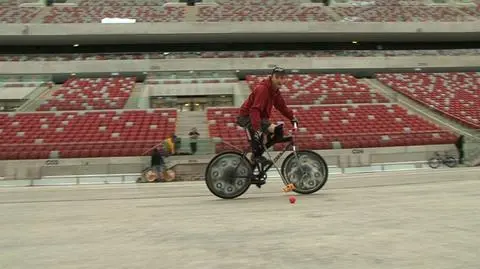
[0,160,451,188]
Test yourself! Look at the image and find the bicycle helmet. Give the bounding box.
[272,66,287,76]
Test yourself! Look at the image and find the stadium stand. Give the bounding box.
[208,103,457,153]
[0,0,478,23]
[208,72,460,154]
[1,49,480,61]
[0,69,470,161]
[375,72,480,129]
[76,0,169,6]
[332,5,475,22]
[0,109,177,160]
[0,0,478,171]
[245,74,390,105]
[42,6,186,23]
[346,0,423,5]
[0,0,41,23]
[36,77,135,111]
[0,7,41,23]
[458,4,480,17]
[196,2,335,22]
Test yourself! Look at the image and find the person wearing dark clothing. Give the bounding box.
[189,127,200,155]
[238,67,296,132]
[151,148,165,174]
[455,135,465,164]
[237,66,298,166]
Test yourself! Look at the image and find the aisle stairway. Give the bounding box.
[175,111,214,154]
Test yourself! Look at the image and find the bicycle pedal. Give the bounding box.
[282,183,296,192]
[251,179,266,185]
[251,178,266,188]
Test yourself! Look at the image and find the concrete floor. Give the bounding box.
[0,167,479,269]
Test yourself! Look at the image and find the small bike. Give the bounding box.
[138,163,176,183]
[427,151,458,169]
[204,123,329,199]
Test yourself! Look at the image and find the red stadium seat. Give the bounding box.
[42,6,185,23]
[245,74,390,105]
[0,7,41,23]
[197,5,334,22]
[36,77,136,111]
[332,4,474,22]
[207,104,457,153]
[0,109,177,160]
[376,72,480,129]
[0,0,477,23]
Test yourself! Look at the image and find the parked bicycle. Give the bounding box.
[138,165,176,183]
[428,151,458,169]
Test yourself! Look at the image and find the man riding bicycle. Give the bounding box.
[236,66,299,168]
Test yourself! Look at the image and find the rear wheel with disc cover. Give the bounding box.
[205,151,253,199]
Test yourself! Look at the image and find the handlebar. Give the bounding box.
[290,122,298,133]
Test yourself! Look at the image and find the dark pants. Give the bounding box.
[236,116,272,158]
[455,142,464,164]
[190,142,197,154]
[458,148,464,164]
[153,165,164,174]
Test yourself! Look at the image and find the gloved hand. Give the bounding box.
[291,117,299,126]
[253,130,263,142]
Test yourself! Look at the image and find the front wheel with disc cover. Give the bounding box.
[205,151,253,199]
[281,150,329,194]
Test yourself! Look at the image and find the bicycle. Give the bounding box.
[139,164,176,183]
[141,144,176,183]
[204,122,329,199]
[427,151,458,169]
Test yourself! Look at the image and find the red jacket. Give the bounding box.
[239,76,294,131]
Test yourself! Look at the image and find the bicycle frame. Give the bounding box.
[257,138,294,180]
[220,123,300,184]
[260,123,300,177]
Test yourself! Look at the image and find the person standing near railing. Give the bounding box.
[189,127,200,155]
[455,135,465,164]
[150,147,165,175]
